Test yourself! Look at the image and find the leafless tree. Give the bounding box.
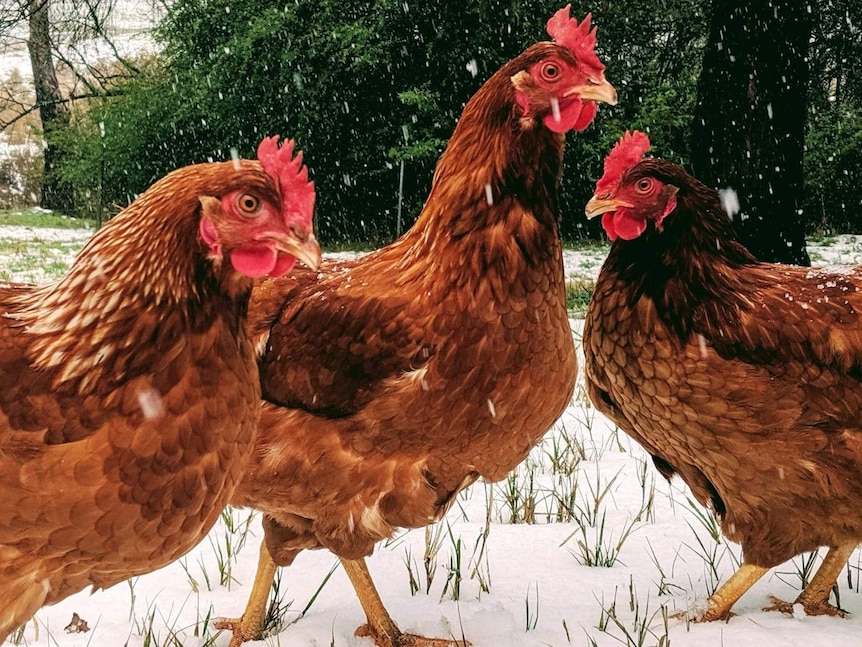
[0,0,162,212]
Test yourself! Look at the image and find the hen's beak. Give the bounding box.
[585,196,632,219]
[277,231,321,271]
[568,76,618,106]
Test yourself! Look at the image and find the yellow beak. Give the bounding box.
[584,196,632,219]
[567,76,618,106]
[277,232,321,271]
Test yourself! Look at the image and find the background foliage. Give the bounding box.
[51,0,862,244]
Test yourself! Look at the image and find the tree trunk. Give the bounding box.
[690,0,811,265]
[27,0,73,214]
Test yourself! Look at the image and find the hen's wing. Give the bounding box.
[698,265,862,433]
[254,255,431,416]
[0,283,107,445]
[588,263,862,511]
[711,265,862,372]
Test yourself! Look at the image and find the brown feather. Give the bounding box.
[0,158,306,639]
[585,157,862,568]
[232,41,583,563]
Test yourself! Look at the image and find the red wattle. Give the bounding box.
[573,101,598,132]
[229,244,278,278]
[602,208,646,242]
[612,208,647,240]
[543,99,582,133]
[601,212,618,241]
[269,254,297,278]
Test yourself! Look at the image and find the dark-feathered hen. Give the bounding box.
[583,130,862,621]
[0,137,320,641]
[216,6,616,646]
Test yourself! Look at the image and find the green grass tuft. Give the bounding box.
[566,279,594,318]
[0,207,95,229]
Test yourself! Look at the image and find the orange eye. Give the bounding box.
[237,193,261,215]
[540,60,561,82]
[635,178,654,194]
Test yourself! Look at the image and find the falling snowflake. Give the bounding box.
[549,97,561,124]
[718,188,740,220]
[137,388,165,420]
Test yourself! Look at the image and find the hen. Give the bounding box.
[583,130,862,621]
[0,137,321,641]
[216,6,616,647]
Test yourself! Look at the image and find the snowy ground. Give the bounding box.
[7,233,862,647]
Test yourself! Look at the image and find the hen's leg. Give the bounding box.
[766,542,856,617]
[213,541,279,646]
[698,563,770,622]
[795,542,856,615]
[341,557,470,647]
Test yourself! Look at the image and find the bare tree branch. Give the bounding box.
[0,88,123,130]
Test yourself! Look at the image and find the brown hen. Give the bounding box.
[0,137,321,641]
[216,6,616,647]
[583,131,862,621]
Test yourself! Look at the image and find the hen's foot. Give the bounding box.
[212,542,279,646]
[693,562,770,622]
[212,616,264,647]
[764,595,847,618]
[694,607,734,623]
[355,623,470,647]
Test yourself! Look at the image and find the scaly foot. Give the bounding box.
[212,616,264,647]
[764,594,847,618]
[355,623,470,647]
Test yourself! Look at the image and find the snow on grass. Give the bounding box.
[7,230,862,647]
[0,226,93,284]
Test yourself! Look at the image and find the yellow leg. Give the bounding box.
[699,563,770,622]
[795,542,856,614]
[213,541,279,647]
[341,557,470,647]
[774,542,857,616]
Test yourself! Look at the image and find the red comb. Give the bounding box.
[256,135,315,228]
[596,131,651,193]
[546,5,604,74]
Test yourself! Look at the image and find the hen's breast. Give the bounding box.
[0,315,259,603]
[240,245,577,559]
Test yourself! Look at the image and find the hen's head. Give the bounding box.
[198,136,321,278]
[585,131,682,241]
[511,5,617,133]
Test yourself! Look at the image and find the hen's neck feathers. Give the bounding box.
[11,161,266,394]
[397,46,566,278]
[605,161,761,339]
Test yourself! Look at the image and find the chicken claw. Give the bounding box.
[354,623,470,647]
[764,595,847,618]
[764,542,856,618]
[212,617,260,647]
[342,558,471,647]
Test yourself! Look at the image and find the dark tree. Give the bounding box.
[26,0,73,213]
[691,0,811,265]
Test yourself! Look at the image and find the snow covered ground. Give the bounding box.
[5,231,862,646]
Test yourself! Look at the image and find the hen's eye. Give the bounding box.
[636,178,654,194]
[541,61,560,82]
[237,193,261,215]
